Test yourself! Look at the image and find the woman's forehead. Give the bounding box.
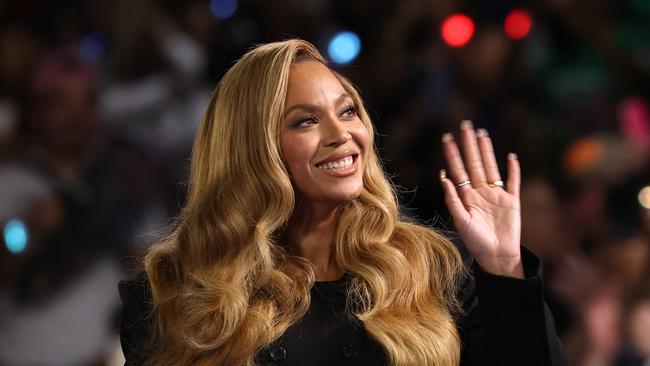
[286,61,346,104]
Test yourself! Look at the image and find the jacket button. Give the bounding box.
[342,345,358,359]
[270,346,287,362]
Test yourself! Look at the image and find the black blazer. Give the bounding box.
[118,242,567,365]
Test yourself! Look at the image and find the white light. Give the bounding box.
[639,185,650,209]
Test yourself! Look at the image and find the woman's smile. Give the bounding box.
[314,151,359,176]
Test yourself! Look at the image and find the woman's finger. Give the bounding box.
[442,133,471,192]
[476,129,502,184]
[439,169,470,222]
[459,120,487,185]
[506,153,520,197]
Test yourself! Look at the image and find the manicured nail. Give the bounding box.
[476,128,488,137]
[442,133,454,143]
[508,152,518,160]
[460,120,474,129]
[439,169,447,180]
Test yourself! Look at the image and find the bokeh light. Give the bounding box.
[564,137,604,175]
[639,185,650,209]
[4,218,28,254]
[210,0,238,19]
[618,96,650,150]
[79,33,107,62]
[441,14,475,47]
[328,31,361,64]
[504,8,533,40]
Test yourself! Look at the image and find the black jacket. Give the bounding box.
[118,243,567,365]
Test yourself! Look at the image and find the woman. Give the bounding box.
[119,39,566,365]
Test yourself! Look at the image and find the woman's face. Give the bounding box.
[281,61,370,206]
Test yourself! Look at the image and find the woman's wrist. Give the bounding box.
[476,256,525,279]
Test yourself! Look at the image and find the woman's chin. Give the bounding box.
[326,188,363,205]
[297,181,364,206]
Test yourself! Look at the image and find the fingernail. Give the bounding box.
[476,128,488,137]
[460,120,474,129]
[439,169,446,180]
[442,133,454,143]
[508,152,518,160]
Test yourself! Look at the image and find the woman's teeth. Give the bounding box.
[316,156,353,170]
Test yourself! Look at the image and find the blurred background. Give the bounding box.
[0,0,648,365]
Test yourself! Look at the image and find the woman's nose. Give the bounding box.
[322,119,351,147]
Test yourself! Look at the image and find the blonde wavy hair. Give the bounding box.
[143,39,465,365]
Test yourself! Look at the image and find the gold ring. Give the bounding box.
[488,180,504,188]
[457,180,471,188]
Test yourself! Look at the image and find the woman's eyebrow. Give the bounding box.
[335,93,353,105]
[284,93,352,118]
[284,103,315,118]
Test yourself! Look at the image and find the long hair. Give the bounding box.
[143,39,465,365]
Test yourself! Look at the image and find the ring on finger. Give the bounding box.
[457,180,472,188]
[488,180,504,188]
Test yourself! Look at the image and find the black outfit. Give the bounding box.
[118,242,567,365]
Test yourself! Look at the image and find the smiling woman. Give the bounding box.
[118,39,567,366]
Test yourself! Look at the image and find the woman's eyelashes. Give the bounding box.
[294,115,317,127]
[292,105,357,128]
[341,105,357,118]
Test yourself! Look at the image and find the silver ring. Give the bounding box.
[457,180,471,188]
[488,180,504,188]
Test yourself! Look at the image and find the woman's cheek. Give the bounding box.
[283,140,312,176]
[353,123,371,156]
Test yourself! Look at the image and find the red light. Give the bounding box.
[504,8,533,40]
[441,14,475,47]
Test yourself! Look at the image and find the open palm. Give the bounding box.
[440,121,524,278]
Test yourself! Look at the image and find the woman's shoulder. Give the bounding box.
[118,270,153,327]
[119,271,152,306]
[118,270,154,363]
[119,270,148,287]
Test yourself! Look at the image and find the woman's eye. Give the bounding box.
[341,105,357,118]
[295,116,317,127]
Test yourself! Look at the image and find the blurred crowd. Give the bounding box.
[0,0,648,365]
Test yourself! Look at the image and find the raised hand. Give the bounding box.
[440,120,524,278]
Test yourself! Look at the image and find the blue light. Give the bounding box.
[328,32,361,64]
[79,33,107,62]
[210,0,238,19]
[4,219,28,254]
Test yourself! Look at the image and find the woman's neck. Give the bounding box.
[285,201,344,281]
